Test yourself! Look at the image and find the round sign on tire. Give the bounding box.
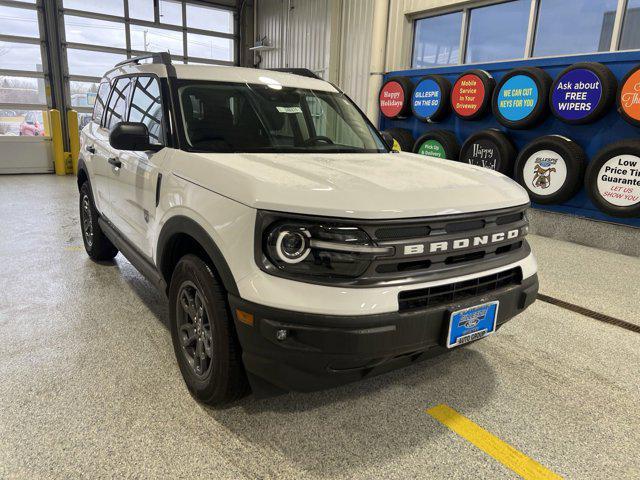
[493,67,551,129]
[411,75,451,122]
[515,135,586,204]
[585,140,640,217]
[379,77,413,119]
[551,62,616,125]
[413,130,459,160]
[618,66,640,127]
[451,70,495,120]
[459,129,516,175]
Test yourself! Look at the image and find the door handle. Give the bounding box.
[108,157,122,168]
[85,145,96,154]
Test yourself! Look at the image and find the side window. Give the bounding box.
[92,82,110,124]
[128,76,164,145]
[104,77,132,130]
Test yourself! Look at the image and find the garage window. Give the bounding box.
[412,12,463,67]
[465,0,530,63]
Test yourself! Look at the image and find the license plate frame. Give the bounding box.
[446,301,499,349]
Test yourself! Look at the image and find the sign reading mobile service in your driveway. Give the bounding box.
[452,73,486,118]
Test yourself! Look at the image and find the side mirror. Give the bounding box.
[109,122,154,151]
[380,131,399,152]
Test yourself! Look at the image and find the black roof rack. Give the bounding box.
[114,52,172,68]
[269,68,321,80]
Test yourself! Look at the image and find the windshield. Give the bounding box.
[177,81,388,153]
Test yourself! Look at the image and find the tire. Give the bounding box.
[493,67,551,129]
[451,69,495,120]
[515,135,586,204]
[458,129,517,176]
[411,75,451,122]
[413,130,460,160]
[79,181,118,261]
[551,62,617,125]
[379,77,413,119]
[618,65,640,127]
[382,127,414,151]
[584,139,640,218]
[169,254,249,405]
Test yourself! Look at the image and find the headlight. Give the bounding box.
[258,213,394,281]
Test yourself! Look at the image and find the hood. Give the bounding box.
[176,151,529,219]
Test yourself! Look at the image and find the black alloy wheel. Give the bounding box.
[81,193,94,248]
[176,281,214,379]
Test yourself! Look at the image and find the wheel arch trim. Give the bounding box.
[157,215,240,296]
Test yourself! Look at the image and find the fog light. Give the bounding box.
[276,329,288,341]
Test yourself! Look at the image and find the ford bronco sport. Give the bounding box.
[77,53,538,405]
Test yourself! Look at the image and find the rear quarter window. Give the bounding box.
[92,82,111,124]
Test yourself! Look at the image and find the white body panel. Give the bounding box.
[81,63,537,318]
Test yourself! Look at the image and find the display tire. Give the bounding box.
[411,75,451,122]
[379,77,413,119]
[382,128,414,152]
[458,129,516,175]
[584,139,640,218]
[169,254,249,406]
[618,65,640,128]
[451,69,495,121]
[551,62,617,125]
[79,181,118,261]
[514,135,586,204]
[492,67,552,129]
[413,130,460,160]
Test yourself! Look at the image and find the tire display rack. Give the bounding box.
[379,51,640,229]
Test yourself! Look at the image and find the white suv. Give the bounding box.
[78,53,538,405]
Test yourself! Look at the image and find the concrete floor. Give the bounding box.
[1,174,639,479]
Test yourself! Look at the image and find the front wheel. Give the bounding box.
[79,181,118,261]
[169,254,248,405]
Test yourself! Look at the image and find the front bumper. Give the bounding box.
[230,273,538,396]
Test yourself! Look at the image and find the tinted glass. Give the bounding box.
[64,15,126,49]
[63,0,123,16]
[0,42,43,71]
[466,0,529,63]
[92,82,110,123]
[620,0,640,50]
[130,25,183,55]
[128,76,164,145]
[412,12,462,68]
[0,5,40,37]
[186,4,233,33]
[178,82,385,153]
[186,33,233,61]
[104,77,131,129]
[533,0,617,56]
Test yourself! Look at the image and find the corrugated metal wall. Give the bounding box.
[338,0,375,110]
[255,0,331,78]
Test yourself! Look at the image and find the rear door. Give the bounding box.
[83,81,113,216]
[109,75,168,258]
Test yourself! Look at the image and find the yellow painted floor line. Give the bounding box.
[427,404,562,480]
[64,246,84,251]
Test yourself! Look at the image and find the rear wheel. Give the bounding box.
[79,181,118,261]
[169,254,248,405]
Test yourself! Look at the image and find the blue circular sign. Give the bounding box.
[551,68,603,121]
[496,74,539,121]
[411,78,442,120]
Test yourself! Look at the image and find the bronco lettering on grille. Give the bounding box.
[402,229,521,256]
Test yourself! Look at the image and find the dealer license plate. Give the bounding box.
[446,301,499,348]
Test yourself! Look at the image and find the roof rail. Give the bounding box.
[114,52,172,68]
[269,68,322,80]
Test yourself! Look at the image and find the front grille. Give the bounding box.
[398,268,522,312]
